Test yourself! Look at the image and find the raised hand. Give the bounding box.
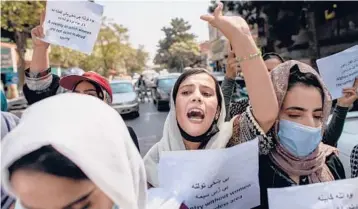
[200,2,252,43]
[31,11,49,49]
[337,78,358,107]
[226,48,241,79]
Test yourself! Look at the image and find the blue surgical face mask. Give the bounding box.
[278,119,322,157]
[112,205,120,209]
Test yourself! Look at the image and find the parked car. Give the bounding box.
[152,74,179,111]
[336,111,358,178]
[110,80,139,117]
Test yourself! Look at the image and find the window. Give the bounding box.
[111,83,134,93]
[158,78,177,88]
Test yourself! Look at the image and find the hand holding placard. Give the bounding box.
[41,1,103,55]
[31,12,49,49]
[316,45,358,99]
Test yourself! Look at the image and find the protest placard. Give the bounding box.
[316,45,358,99]
[268,178,358,209]
[42,1,103,55]
[158,139,260,209]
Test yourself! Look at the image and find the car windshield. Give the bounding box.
[111,83,133,93]
[158,78,177,88]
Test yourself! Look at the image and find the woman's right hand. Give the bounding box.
[200,2,252,44]
[31,11,49,49]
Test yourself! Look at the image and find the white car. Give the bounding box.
[336,111,358,178]
[110,80,139,117]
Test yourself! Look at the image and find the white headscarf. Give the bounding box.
[1,93,147,209]
[144,76,237,187]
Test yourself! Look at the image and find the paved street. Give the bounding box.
[122,99,169,157]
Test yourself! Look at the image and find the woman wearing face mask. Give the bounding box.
[239,61,345,209]
[224,50,357,149]
[1,94,185,209]
[144,2,279,188]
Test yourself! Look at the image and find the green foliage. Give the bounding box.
[154,18,200,71]
[1,1,45,33]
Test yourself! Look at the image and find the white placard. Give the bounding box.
[42,1,103,55]
[268,178,358,209]
[316,45,358,99]
[158,139,260,209]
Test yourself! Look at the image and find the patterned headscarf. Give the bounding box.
[269,60,338,183]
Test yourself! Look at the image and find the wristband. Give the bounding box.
[25,67,51,79]
[235,51,262,64]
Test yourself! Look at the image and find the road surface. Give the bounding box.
[119,100,169,157]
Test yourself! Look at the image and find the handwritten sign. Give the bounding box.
[268,178,358,209]
[316,45,358,99]
[42,1,103,54]
[158,139,260,209]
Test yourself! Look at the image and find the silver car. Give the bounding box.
[110,80,139,117]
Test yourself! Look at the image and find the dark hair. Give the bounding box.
[263,52,285,63]
[172,68,222,109]
[288,64,324,103]
[8,145,88,180]
[73,80,104,101]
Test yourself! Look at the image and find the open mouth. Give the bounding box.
[187,108,205,123]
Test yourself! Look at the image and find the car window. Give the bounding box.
[111,83,134,93]
[158,78,177,88]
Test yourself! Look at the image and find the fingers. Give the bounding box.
[354,78,358,88]
[342,87,356,93]
[213,2,223,18]
[200,15,214,23]
[227,56,236,66]
[200,2,223,24]
[40,10,46,26]
[31,26,45,39]
[342,88,357,98]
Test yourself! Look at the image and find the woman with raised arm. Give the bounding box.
[228,61,346,209]
[144,2,278,187]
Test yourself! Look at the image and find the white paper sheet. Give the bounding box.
[268,178,358,209]
[158,139,260,209]
[42,1,103,55]
[316,45,358,99]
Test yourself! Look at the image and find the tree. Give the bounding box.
[1,1,45,86]
[154,18,200,71]
[124,45,149,74]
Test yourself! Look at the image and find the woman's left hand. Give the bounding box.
[337,87,358,107]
